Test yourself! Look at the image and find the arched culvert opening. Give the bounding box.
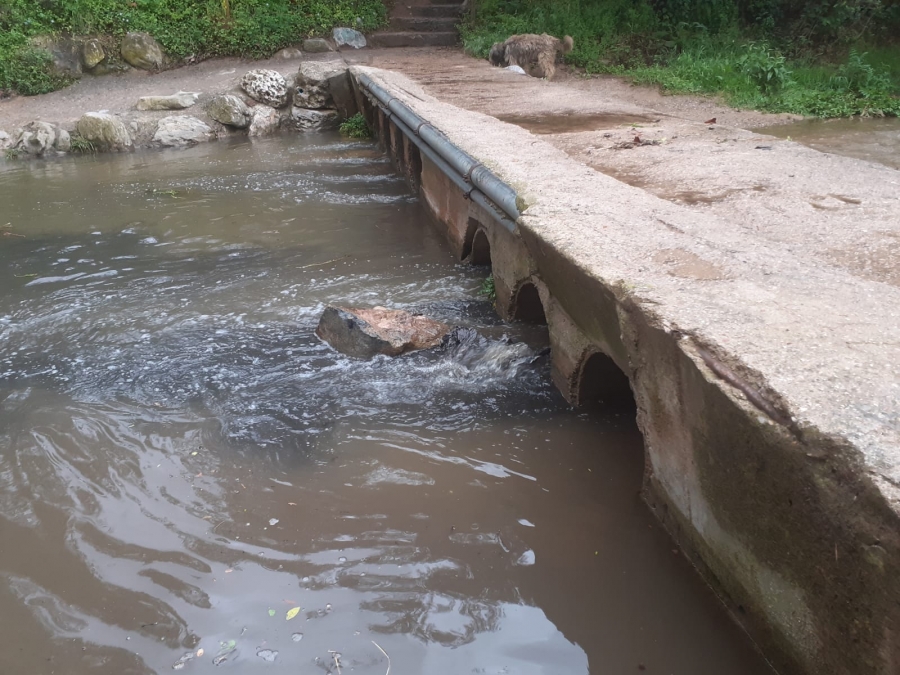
[513,282,547,324]
[469,228,491,266]
[577,351,636,413]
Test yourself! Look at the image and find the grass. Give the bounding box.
[69,134,96,154]
[338,112,371,138]
[461,0,900,118]
[0,0,387,95]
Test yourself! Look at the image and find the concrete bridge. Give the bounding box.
[346,66,900,675]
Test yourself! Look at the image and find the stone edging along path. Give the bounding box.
[349,66,900,675]
[0,55,360,157]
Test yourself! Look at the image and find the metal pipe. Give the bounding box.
[356,73,521,224]
[370,95,517,232]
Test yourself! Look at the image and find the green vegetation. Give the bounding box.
[479,274,497,303]
[69,134,96,154]
[462,0,900,117]
[0,0,387,95]
[338,112,372,138]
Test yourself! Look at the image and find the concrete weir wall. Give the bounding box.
[348,67,900,675]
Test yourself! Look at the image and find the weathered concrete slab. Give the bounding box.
[352,66,900,675]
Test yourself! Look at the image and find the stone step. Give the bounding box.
[368,31,460,48]
[411,4,463,18]
[390,16,458,32]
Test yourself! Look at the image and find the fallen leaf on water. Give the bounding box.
[196,649,204,657]
[704,117,717,124]
[268,608,276,617]
[286,606,301,621]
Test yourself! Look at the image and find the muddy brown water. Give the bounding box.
[758,116,900,170]
[0,134,769,674]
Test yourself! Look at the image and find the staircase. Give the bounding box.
[368,0,465,48]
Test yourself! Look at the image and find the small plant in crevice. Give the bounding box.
[4,148,20,160]
[69,135,96,154]
[338,113,371,139]
[479,274,497,303]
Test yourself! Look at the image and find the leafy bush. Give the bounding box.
[0,0,387,94]
[338,112,371,138]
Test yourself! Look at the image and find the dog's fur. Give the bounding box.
[488,33,574,79]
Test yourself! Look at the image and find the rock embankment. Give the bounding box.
[2,56,360,159]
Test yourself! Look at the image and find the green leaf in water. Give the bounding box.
[268,608,276,617]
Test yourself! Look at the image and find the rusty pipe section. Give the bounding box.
[356,72,521,229]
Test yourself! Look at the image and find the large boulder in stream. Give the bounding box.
[293,61,343,109]
[316,306,450,358]
[290,107,340,132]
[120,31,164,70]
[248,105,281,137]
[240,69,289,108]
[76,112,132,151]
[207,94,252,128]
[153,116,213,146]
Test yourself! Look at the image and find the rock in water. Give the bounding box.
[248,105,281,137]
[293,61,345,109]
[332,27,366,49]
[302,38,333,53]
[153,116,213,146]
[290,108,340,132]
[55,128,71,152]
[136,91,199,111]
[120,32,164,70]
[207,94,252,128]
[0,131,12,151]
[82,38,105,69]
[316,306,451,358]
[240,69,289,108]
[76,112,132,151]
[14,121,58,156]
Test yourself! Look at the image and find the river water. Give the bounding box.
[758,116,900,170]
[0,134,769,674]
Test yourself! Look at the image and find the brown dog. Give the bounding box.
[488,33,574,79]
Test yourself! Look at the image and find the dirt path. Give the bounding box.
[0,46,798,132]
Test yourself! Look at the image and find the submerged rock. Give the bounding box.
[248,105,281,137]
[121,31,164,70]
[316,306,450,359]
[153,116,213,146]
[332,27,366,50]
[240,69,289,108]
[76,112,132,151]
[82,38,106,69]
[136,91,199,111]
[207,94,252,128]
[302,38,333,53]
[290,107,339,132]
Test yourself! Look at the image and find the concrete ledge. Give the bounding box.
[350,66,900,675]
